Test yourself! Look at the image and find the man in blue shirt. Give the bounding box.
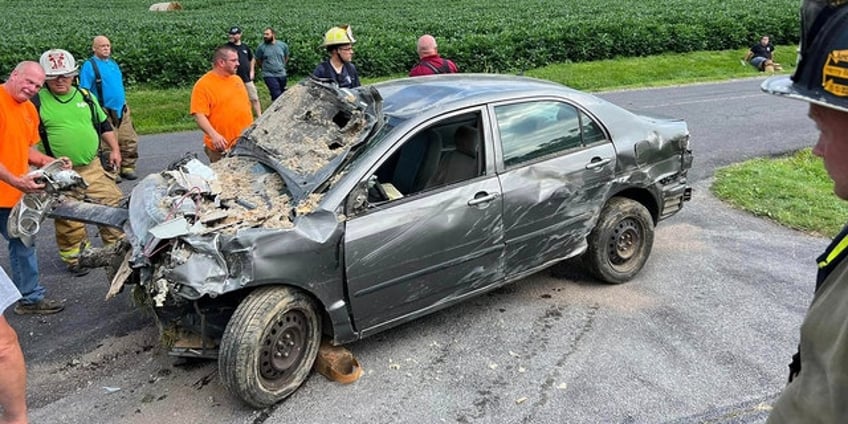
[79,35,140,181]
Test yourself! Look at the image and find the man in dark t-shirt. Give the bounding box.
[743,35,782,73]
[226,26,261,116]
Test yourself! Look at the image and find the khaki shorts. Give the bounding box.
[244,81,259,102]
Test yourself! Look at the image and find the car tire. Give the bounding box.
[219,286,322,408]
[583,197,654,284]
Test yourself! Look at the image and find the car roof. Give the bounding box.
[372,74,602,120]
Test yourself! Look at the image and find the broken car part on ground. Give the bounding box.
[17,75,693,408]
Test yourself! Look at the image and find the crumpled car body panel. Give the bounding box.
[27,74,692,350]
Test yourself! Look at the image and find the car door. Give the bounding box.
[344,111,505,334]
[493,100,616,277]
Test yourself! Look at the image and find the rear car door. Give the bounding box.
[344,110,505,334]
[492,100,616,277]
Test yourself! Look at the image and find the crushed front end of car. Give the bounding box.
[46,79,382,357]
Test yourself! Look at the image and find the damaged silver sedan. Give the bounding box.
[26,75,692,407]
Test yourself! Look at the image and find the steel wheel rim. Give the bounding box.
[259,309,308,387]
[607,218,642,265]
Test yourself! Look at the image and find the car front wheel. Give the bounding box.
[583,197,654,284]
[219,286,322,408]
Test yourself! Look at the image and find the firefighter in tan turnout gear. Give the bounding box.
[34,49,124,276]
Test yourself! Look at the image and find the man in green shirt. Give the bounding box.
[36,49,124,276]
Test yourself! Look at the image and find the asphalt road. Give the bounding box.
[5,77,822,423]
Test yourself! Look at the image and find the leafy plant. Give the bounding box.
[1,0,798,88]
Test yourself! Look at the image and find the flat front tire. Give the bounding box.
[583,197,654,284]
[219,286,322,408]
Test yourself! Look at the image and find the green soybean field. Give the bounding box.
[2,0,799,87]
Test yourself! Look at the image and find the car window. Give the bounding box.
[580,111,606,145]
[362,112,484,206]
[496,101,604,167]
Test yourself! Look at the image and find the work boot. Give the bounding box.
[120,168,138,180]
[13,299,65,315]
[67,263,90,278]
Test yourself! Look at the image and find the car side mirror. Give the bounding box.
[346,178,370,216]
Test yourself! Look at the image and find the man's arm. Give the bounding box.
[254,46,264,70]
[0,158,44,193]
[27,147,72,171]
[743,50,754,62]
[79,60,94,92]
[0,316,27,424]
[192,113,228,151]
[100,131,122,170]
[28,147,55,169]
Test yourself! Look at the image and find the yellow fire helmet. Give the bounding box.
[39,49,79,79]
[762,0,848,113]
[322,25,356,47]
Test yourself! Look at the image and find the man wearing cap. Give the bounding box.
[190,45,253,162]
[226,26,262,117]
[35,49,124,278]
[761,0,848,422]
[313,25,360,89]
[254,27,290,101]
[79,35,140,182]
[0,61,69,315]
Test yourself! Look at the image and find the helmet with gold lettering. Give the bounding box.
[762,0,848,113]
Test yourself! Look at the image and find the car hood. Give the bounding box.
[233,78,382,203]
[113,80,382,290]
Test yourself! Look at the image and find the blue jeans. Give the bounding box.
[264,76,288,101]
[0,208,44,304]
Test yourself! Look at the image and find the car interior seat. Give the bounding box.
[392,129,443,194]
[428,125,479,187]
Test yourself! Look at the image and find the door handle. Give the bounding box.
[467,192,499,206]
[585,157,612,169]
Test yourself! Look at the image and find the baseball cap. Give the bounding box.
[228,26,242,35]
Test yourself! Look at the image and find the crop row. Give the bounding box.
[1,0,800,88]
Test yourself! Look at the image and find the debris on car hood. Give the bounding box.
[234,78,382,203]
[113,79,382,299]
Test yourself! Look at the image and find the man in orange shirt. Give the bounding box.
[0,61,68,316]
[190,45,253,162]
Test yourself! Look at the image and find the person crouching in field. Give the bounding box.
[743,35,783,73]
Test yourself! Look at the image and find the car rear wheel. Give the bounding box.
[219,286,322,408]
[583,197,654,284]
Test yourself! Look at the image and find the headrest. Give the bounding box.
[454,126,479,157]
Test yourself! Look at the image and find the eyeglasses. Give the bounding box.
[45,74,77,81]
[338,46,353,52]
